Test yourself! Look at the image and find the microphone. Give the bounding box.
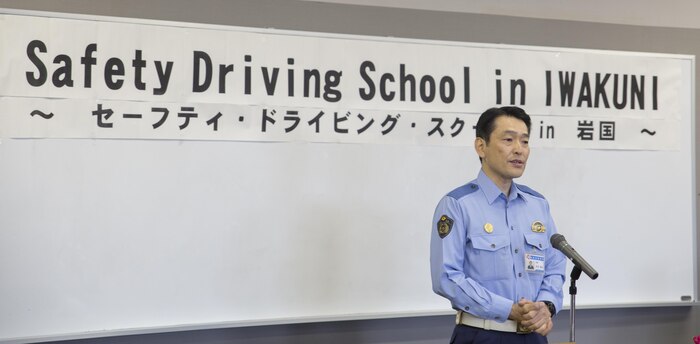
[550,234,599,280]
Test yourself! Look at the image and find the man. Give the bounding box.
[430,106,566,344]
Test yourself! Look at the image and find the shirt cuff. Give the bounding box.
[490,295,514,322]
[536,292,562,315]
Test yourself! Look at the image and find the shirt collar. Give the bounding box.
[477,169,525,204]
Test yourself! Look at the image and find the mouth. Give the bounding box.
[509,159,525,168]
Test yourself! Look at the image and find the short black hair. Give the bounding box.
[475,106,531,143]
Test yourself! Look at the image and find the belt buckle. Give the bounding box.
[516,322,533,335]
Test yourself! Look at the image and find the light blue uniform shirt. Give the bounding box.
[430,170,566,322]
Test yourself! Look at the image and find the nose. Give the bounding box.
[513,141,523,155]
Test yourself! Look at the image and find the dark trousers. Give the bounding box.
[450,325,548,344]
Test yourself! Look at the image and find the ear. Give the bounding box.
[474,137,486,160]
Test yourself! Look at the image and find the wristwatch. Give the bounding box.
[542,301,556,317]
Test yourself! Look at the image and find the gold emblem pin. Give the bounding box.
[531,221,546,233]
[484,223,494,233]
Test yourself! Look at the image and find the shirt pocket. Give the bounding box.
[524,234,549,283]
[524,233,550,251]
[469,234,511,280]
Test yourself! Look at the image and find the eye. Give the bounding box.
[504,138,514,143]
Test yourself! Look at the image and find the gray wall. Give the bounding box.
[0,1,697,343]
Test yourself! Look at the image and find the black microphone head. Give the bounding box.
[550,233,566,248]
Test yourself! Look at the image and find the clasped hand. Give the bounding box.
[509,299,553,336]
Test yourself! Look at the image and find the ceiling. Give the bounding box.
[301,0,698,29]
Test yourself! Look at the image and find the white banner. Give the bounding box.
[0,14,688,150]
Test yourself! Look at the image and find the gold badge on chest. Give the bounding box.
[484,223,494,233]
[531,221,546,233]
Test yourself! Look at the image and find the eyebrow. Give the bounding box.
[503,130,529,138]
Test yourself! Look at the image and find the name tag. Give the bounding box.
[525,253,545,273]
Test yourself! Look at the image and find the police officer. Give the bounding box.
[430,106,566,344]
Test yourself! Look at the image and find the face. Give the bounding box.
[475,115,530,187]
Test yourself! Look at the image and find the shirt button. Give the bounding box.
[465,306,470,311]
[518,272,522,277]
[539,244,543,248]
[495,316,501,320]
[491,244,496,248]
[514,249,519,253]
[510,226,514,231]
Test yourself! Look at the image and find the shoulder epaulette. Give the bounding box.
[447,183,479,200]
[515,183,545,199]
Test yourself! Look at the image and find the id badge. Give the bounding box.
[525,253,545,273]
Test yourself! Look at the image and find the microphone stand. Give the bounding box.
[568,266,582,343]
